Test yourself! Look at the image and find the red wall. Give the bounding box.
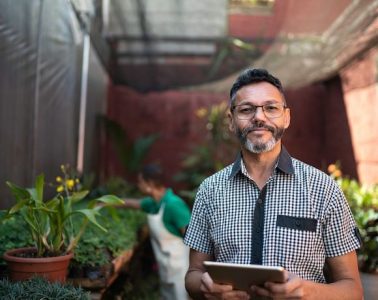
[104,76,357,189]
[340,48,378,184]
[285,78,357,178]
[105,87,227,186]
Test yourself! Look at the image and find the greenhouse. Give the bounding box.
[0,0,377,299]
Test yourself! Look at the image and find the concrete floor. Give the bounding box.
[361,272,378,300]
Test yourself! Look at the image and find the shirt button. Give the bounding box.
[296,220,301,227]
[258,198,262,204]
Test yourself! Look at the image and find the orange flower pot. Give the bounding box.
[3,247,73,283]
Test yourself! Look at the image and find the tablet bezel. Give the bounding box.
[203,261,286,292]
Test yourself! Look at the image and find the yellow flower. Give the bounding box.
[66,179,75,190]
[56,185,64,193]
[327,164,337,174]
[195,108,208,118]
[75,178,80,184]
[56,176,62,183]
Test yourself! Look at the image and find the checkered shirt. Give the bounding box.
[184,147,361,283]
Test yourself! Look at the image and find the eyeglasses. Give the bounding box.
[231,103,287,120]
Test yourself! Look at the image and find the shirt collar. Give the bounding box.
[229,146,294,179]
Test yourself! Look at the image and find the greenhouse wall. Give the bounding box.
[0,0,108,208]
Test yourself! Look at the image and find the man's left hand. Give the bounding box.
[251,271,307,299]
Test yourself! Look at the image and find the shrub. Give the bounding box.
[0,215,33,266]
[71,208,146,268]
[174,102,237,204]
[328,164,378,273]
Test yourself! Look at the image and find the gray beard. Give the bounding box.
[244,137,277,153]
[237,123,285,154]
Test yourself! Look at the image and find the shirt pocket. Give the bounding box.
[277,215,317,232]
[274,215,322,269]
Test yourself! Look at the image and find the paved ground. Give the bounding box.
[361,272,378,300]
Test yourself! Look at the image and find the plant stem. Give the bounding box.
[66,218,89,253]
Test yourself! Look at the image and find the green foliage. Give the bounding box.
[0,276,90,299]
[72,209,146,268]
[1,166,124,257]
[337,179,378,272]
[102,117,159,174]
[0,187,146,270]
[0,215,33,265]
[329,164,378,273]
[174,102,238,203]
[69,176,147,269]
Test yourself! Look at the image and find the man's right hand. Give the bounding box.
[200,272,251,300]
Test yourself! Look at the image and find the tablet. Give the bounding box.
[203,261,286,292]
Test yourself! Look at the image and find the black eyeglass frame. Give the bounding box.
[230,103,288,119]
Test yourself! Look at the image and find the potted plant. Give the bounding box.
[1,165,124,282]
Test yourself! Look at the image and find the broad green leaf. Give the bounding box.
[68,190,89,203]
[27,188,38,206]
[46,197,60,210]
[21,211,39,234]
[35,174,44,204]
[68,209,106,232]
[33,205,57,213]
[96,195,124,206]
[8,199,30,214]
[6,181,30,202]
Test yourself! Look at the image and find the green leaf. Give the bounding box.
[70,209,107,232]
[45,197,60,210]
[35,174,44,204]
[96,195,124,206]
[102,117,133,170]
[129,134,159,172]
[68,190,89,203]
[8,199,30,215]
[6,181,30,202]
[102,116,158,174]
[21,210,39,234]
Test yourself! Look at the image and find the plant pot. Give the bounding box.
[3,247,73,283]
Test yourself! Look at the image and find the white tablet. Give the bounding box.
[204,261,286,292]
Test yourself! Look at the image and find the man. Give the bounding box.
[123,164,191,300]
[184,68,363,299]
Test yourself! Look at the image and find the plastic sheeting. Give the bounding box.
[0,0,108,208]
[192,0,378,93]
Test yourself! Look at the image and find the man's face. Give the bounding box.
[228,81,290,154]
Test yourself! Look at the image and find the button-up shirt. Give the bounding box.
[184,147,361,283]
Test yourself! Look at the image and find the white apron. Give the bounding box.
[147,204,190,300]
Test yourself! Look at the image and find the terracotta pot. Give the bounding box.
[3,247,73,283]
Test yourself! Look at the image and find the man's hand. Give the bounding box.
[201,272,251,300]
[251,252,363,300]
[251,271,306,299]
